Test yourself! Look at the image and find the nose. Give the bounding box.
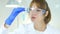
[31,11,37,16]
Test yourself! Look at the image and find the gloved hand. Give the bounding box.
[5,7,25,26]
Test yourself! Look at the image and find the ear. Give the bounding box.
[45,11,48,17]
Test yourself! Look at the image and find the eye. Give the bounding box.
[36,9,41,12]
[29,8,32,11]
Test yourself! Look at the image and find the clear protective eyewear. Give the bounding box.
[27,8,46,14]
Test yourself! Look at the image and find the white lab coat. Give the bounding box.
[8,22,60,34]
[0,23,60,34]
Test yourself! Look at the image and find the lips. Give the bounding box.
[31,17,36,19]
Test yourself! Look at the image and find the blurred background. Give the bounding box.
[0,0,60,32]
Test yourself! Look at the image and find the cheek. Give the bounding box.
[29,12,37,17]
[29,13,32,18]
[32,16,43,23]
[36,14,44,21]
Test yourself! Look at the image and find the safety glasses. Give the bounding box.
[27,8,46,14]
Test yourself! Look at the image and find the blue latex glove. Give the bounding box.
[5,7,25,26]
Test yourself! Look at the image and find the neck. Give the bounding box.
[34,21,47,32]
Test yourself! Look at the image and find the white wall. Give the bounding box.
[46,0,60,30]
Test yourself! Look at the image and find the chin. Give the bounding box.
[31,19,36,23]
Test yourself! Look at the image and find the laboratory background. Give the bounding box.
[0,0,60,32]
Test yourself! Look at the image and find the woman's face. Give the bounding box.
[29,3,46,23]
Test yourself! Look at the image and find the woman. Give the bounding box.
[1,0,60,34]
[29,0,51,32]
[26,0,60,34]
[13,0,60,34]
